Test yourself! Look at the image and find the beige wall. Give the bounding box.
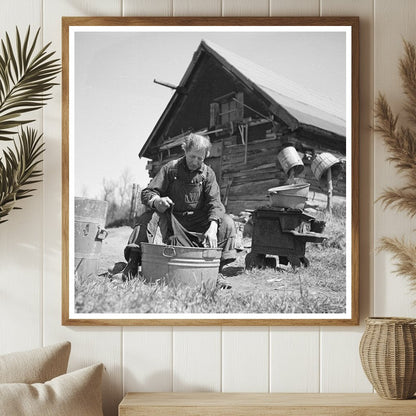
[1,1,416,415]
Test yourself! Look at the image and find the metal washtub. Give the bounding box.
[268,183,310,210]
[74,198,108,278]
[141,242,222,288]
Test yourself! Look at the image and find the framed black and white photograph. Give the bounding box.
[62,17,359,326]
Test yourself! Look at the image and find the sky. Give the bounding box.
[73,27,347,199]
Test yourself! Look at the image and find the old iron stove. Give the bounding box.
[245,206,327,269]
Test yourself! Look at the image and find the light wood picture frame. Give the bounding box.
[62,16,359,326]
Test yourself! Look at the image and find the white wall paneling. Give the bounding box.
[173,327,221,391]
[222,0,270,17]
[270,0,320,16]
[373,0,416,317]
[222,327,269,392]
[173,0,222,16]
[124,327,173,393]
[270,327,320,392]
[320,327,373,392]
[123,0,172,16]
[46,0,123,17]
[0,0,42,34]
[1,1,415,415]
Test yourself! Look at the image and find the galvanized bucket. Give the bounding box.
[74,198,108,279]
[311,152,342,181]
[277,146,304,176]
[141,243,222,289]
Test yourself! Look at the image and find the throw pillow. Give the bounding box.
[0,341,71,384]
[0,363,104,416]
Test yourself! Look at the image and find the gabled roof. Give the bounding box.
[202,40,346,135]
[140,40,346,158]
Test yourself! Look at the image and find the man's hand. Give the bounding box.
[153,196,173,213]
[203,221,218,248]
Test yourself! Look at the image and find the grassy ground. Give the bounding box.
[75,201,346,314]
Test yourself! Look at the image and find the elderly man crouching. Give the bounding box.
[121,133,237,281]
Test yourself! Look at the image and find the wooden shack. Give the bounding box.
[139,40,346,214]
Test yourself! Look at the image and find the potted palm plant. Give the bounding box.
[0,27,60,223]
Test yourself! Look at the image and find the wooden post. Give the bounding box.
[326,168,333,215]
[223,177,234,208]
[287,168,295,184]
[238,124,249,163]
[209,102,220,128]
[129,184,137,223]
[244,125,248,164]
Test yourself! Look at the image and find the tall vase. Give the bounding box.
[359,317,416,399]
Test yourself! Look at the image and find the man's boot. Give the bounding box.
[219,257,235,273]
[122,248,141,281]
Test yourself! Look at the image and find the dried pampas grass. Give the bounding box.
[378,237,416,294]
[375,40,416,295]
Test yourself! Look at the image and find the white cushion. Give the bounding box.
[0,341,71,384]
[0,363,104,416]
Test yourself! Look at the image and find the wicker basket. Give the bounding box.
[359,317,416,399]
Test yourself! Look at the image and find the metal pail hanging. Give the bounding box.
[74,198,108,279]
[277,146,304,176]
[311,152,342,181]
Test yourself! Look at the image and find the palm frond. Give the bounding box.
[0,26,60,141]
[0,127,44,223]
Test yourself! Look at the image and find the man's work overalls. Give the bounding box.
[124,157,236,267]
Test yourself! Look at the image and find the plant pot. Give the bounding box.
[359,317,416,399]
